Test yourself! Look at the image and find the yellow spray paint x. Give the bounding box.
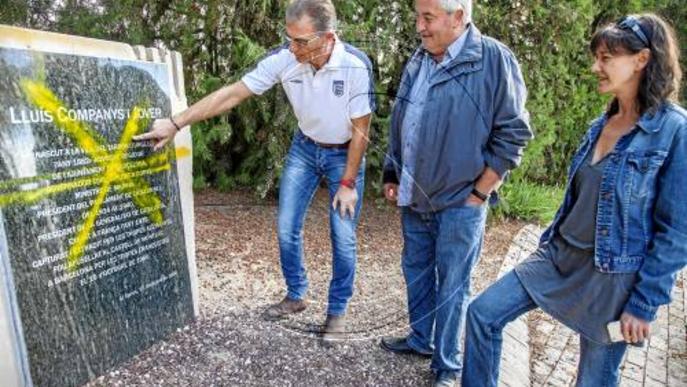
[0,147,187,197]
[67,106,141,271]
[0,78,190,272]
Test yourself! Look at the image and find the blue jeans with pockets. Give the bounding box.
[402,204,488,373]
[277,131,365,316]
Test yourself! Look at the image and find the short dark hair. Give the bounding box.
[590,13,682,115]
[285,0,337,32]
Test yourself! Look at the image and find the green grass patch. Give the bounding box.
[491,180,564,225]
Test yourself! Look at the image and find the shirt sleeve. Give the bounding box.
[241,46,289,96]
[348,62,376,119]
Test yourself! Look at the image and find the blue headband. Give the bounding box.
[617,16,650,47]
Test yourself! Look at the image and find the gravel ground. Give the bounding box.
[88,189,524,387]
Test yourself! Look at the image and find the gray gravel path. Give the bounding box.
[87,190,521,387]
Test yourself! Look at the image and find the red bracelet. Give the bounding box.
[340,178,356,189]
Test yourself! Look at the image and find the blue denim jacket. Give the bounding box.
[383,25,532,212]
[540,103,687,321]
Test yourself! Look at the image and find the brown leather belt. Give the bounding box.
[303,134,350,149]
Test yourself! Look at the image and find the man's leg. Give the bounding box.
[462,270,537,387]
[275,136,320,304]
[432,205,488,374]
[576,336,627,387]
[323,151,365,316]
[399,207,437,354]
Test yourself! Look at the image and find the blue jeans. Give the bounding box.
[462,271,628,387]
[401,204,488,373]
[277,131,364,316]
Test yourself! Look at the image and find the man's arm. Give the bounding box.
[466,167,503,205]
[469,48,532,205]
[382,97,404,203]
[173,81,253,129]
[134,81,254,150]
[332,114,371,218]
[342,114,371,182]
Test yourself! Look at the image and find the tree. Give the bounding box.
[1,1,685,215]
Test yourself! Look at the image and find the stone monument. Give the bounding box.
[0,25,198,387]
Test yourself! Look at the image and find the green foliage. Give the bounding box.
[491,181,565,225]
[478,0,604,184]
[2,1,686,220]
[474,0,686,221]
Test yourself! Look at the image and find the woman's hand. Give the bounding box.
[620,312,651,344]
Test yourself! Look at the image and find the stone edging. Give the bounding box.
[497,224,543,387]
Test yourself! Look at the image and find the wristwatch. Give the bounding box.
[471,188,489,202]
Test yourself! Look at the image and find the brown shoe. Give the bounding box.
[262,296,306,321]
[322,314,346,345]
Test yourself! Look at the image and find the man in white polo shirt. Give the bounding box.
[134,0,375,342]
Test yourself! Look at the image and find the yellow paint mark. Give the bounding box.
[0,175,102,207]
[176,146,191,160]
[1,78,181,272]
[0,163,171,207]
[67,107,141,271]
[20,80,108,155]
[0,146,188,198]
[20,80,165,226]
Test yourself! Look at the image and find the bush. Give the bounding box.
[2,0,685,221]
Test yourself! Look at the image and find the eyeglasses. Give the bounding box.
[281,30,323,47]
[617,16,650,47]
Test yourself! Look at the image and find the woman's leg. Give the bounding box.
[462,270,537,387]
[576,335,627,387]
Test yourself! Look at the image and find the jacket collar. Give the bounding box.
[637,104,669,133]
[593,103,669,135]
[447,23,483,66]
[430,24,470,64]
[407,24,483,71]
[398,25,484,99]
[425,24,483,86]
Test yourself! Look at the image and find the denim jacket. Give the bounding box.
[540,103,687,321]
[382,25,532,212]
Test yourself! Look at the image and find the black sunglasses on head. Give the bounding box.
[616,16,650,47]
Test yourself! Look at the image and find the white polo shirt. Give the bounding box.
[241,39,376,144]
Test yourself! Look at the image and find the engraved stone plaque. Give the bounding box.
[0,26,197,387]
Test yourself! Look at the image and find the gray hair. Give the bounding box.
[285,0,338,32]
[439,0,472,24]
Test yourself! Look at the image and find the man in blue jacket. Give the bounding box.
[379,0,532,385]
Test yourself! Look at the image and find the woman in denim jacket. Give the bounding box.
[462,13,687,387]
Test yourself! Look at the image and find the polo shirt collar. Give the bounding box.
[322,37,344,71]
